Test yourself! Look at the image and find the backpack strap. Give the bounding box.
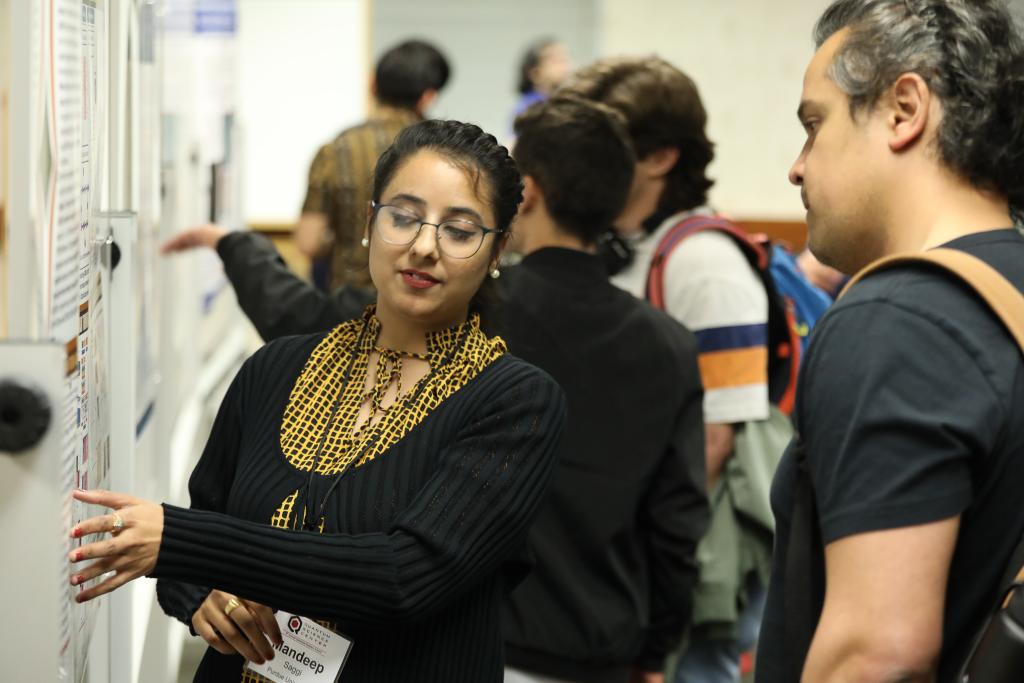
[645,215,802,414]
[645,215,768,309]
[840,248,1024,351]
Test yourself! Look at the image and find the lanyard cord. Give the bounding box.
[296,321,368,531]
[297,318,470,532]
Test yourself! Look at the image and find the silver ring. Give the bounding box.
[110,512,124,533]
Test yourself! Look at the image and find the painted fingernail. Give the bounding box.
[72,527,81,538]
[73,550,82,562]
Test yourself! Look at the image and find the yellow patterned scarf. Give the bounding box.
[240,308,505,683]
[271,307,506,530]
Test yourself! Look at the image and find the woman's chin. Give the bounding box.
[388,296,458,329]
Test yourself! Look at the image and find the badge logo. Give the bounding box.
[287,616,303,634]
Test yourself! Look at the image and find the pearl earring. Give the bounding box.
[490,268,501,279]
[361,237,369,247]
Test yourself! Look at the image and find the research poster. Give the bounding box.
[72,2,111,678]
[34,1,109,677]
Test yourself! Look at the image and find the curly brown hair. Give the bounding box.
[559,56,715,227]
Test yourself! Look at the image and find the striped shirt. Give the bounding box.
[613,210,770,424]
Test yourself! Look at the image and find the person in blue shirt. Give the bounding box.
[510,38,571,131]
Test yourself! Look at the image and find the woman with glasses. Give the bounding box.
[67,120,567,683]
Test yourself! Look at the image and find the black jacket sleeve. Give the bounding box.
[216,231,374,341]
[637,339,708,671]
[152,364,567,632]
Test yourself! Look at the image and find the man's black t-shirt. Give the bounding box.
[757,229,1024,683]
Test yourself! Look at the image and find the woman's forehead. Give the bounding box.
[383,151,494,222]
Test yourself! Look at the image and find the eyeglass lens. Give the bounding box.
[376,206,487,258]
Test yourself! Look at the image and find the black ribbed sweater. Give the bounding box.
[154,332,566,683]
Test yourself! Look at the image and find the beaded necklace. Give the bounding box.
[297,317,467,531]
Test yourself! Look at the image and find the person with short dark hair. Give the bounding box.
[296,39,450,290]
[509,96,629,244]
[374,39,451,110]
[70,120,567,683]
[758,1,1024,682]
[500,96,707,683]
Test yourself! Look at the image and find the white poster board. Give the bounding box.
[0,342,73,682]
[2,1,112,680]
[4,2,250,681]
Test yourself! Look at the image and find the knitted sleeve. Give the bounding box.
[152,361,566,630]
[154,350,250,628]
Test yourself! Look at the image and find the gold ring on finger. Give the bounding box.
[223,597,241,617]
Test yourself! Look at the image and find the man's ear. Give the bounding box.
[520,175,542,213]
[369,76,378,99]
[886,72,932,152]
[417,89,438,115]
[637,147,681,179]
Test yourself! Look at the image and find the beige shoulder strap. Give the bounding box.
[840,248,1024,354]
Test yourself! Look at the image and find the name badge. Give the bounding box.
[246,612,353,683]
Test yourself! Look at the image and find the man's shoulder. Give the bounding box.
[664,229,757,278]
[832,240,1024,334]
[602,285,701,366]
[335,113,415,141]
[501,262,697,354]
[808,237,1024,402]
[629,295,699,349]
[326,120,382,148]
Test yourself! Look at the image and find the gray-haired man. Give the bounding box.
[759,1,1024,682]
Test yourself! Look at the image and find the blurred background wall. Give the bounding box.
[236,0,1024,232]
[373,0,598,144]
[237,0,369,225]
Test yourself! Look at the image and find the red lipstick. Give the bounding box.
[400,269,440,289]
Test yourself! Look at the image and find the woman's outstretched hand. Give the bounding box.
[161,224,229,254]
[68,489,164,602]
[192,590,283,665]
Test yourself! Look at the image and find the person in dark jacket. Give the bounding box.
[500,97,707,683]
[163,96,709,683]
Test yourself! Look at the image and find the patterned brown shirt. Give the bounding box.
[302,109,421,289]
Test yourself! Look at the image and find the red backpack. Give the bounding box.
[645,215,802,416]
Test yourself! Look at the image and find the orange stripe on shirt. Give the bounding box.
[698,346,769,390]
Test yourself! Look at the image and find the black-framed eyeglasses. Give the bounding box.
[370,201,502,259]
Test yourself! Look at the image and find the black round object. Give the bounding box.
[0,380,52,454]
